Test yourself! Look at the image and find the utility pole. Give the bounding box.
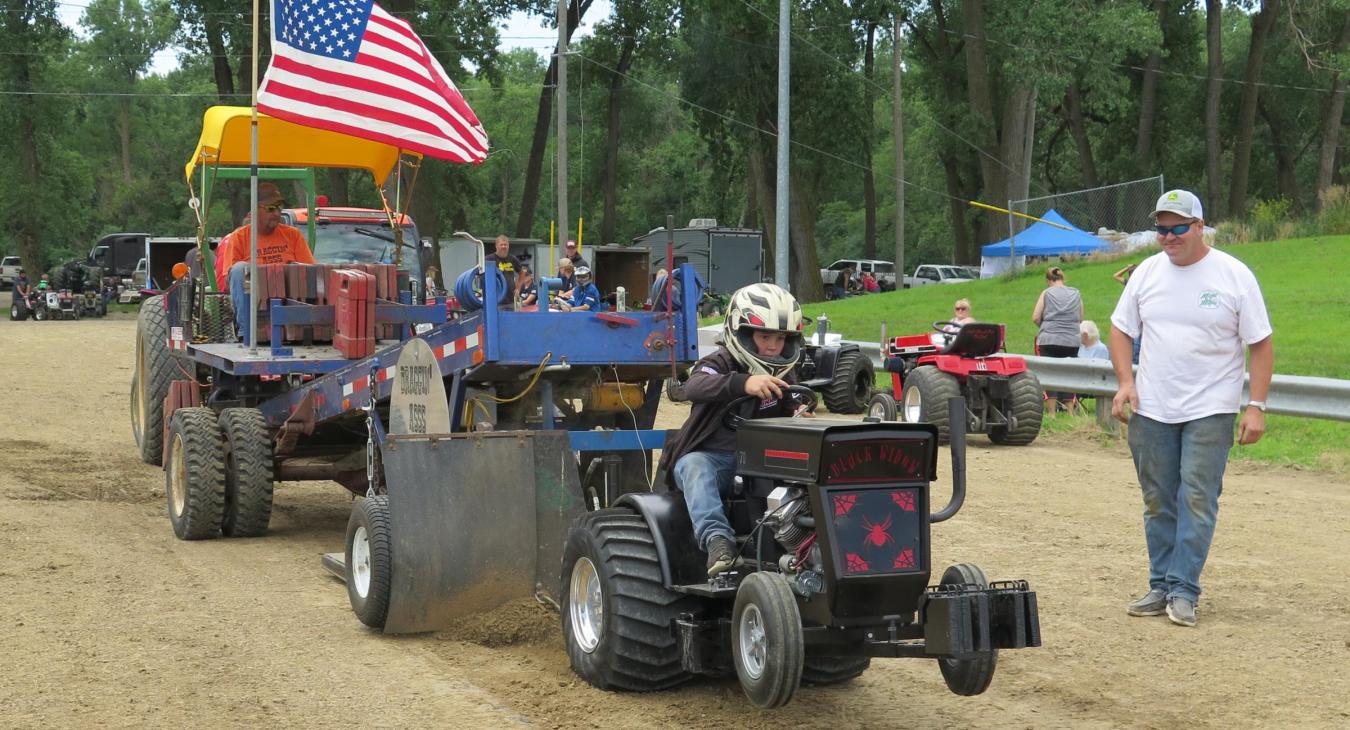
[556,0,569,252]
[892,14,905,286]
[774,0,790,289]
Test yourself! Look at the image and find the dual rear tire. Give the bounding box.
[163,406,274,540]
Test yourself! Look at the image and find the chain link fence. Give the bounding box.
[1010,176,1165,238]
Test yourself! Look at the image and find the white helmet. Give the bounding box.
[723,282,804,376]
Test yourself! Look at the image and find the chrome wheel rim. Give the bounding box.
[351,525,372,598]
[868,398,889,420]
[168,434,186,517]
[903,386,923,422]
[569,557,603,653]
[738,603,767,680]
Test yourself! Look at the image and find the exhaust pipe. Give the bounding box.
[930,396,967,523]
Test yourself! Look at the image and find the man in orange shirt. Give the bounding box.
[217,182,315,341]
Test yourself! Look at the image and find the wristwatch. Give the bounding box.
[1247,400,1267,413]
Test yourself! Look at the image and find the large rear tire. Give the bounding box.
[937,563,999,696]
[732,571,804,708]
[165,408,226,541]
[822,350,874,414]
[131,294,174,465]
[989,372,1044,446]
[219,408,275,537]
[562,507,699,692]
[345,495,392,629]
[901,365,962,442]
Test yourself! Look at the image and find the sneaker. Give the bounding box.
[705,535,737,577]
[1125,588,1168,617]
[1167,597,1197,627]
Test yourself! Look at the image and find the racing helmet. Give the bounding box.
[575,266,592,283]
[723,282,804,377]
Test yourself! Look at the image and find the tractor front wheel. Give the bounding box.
[936,563,999,696]
[345,495,393,629]
[733,571,804,708]
[131,294,173,465]
[561,507,698,692]
[901,365,961,442]
[822,350,874,414]
[989,372,1044,446]
[866,392,897,421]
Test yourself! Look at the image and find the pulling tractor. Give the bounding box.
[561,388,1041,708]
[866,321,1044,445]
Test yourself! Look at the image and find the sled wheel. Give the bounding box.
[901,365,961,442]
[732,571,804,708]
[562,507,699,691]
[346,495,392,629]
[937,563,999,696]
[165,407,225,541]
[866,391,897,421]
[219,408,274,537]
[131,294,174,465]
[989,372,1044,446]
[801,654,871,685]
[33,305,48,321]
[822,349,874,414]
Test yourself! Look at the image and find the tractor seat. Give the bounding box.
[941,322,1004,357]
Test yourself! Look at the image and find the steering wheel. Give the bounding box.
[721,384,818,431]
[932,320,964,333]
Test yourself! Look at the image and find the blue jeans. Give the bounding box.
[673,450,737,550]
[1128,413,1235,603]
[228,262,251,342]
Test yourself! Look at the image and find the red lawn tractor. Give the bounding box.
[866,322,1043,445]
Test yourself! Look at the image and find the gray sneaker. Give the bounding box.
[705,535,737,577]
[1125,588,1168,617]
[1167,597,1197,627]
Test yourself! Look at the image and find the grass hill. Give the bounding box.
[801,236,1350,471]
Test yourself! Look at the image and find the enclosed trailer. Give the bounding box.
[631,220,763,294]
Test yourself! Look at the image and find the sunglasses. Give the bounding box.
[955,306,968,311]
[261,202,285,213]
[1155,222,1193,237]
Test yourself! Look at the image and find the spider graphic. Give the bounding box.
[845,552,870,573]
[861,514,894,548]
[891,491,916,512]
[893,548,916,569]
[833,493,857,517]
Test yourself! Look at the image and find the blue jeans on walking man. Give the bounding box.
[1128,412,1235,604]
[673,450,737,550]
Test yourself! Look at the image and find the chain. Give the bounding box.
[365,364,379,498]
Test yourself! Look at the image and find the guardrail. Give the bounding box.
[844,339,1350,424]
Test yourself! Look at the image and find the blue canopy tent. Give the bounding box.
[979,209,1108,276]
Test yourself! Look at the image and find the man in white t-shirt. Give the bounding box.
[1109,189,1274,628]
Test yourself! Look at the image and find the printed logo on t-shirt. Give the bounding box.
[1198,290,1220,309]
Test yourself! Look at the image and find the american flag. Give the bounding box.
[257,0,489,164]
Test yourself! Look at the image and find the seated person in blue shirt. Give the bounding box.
[557,266,601,311]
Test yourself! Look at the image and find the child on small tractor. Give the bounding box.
[657,282,812,576]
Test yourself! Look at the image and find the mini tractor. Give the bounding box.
[867,321,1044,445]
[561,385,1041,708]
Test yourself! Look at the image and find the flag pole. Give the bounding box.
[248,0,262,352]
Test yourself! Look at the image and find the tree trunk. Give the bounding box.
[788,173,825,300]
[1228,0,1280,218]
[1316,13,1350,206]
[204,14,234,100]
[1135,0,1165,169]
[861,21,877,260]
[515,0,592,239]
[940,150,973,265]
[1205,0,1223,216]
[325,169,350,207]
[999,85,1036,245]
[748,143,777,280]
[599,35,636,247]
[1064,82,1100,188]
[15,55,45,274]
[1257,101,1300,207]
[961,0,1006,242]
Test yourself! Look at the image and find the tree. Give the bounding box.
[1228,0,1281,217]
[1205,0,1224,215]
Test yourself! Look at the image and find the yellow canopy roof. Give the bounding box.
[184,106,419,185]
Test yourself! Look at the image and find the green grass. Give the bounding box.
[804,236,1350,472]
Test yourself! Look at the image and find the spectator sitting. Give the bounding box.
[518,266,538,308]
[1078,320,1110,360]
[37,273,51,290]
[861,271,880,293]
[556,258,576,302]
[557,266,600,311]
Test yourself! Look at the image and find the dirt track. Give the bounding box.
[2,302,1348,729]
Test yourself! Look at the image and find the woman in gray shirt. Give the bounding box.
[1032,266,1084,410]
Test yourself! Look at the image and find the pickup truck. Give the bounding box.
[903,264,978,288]
[1,256,21,288]
[819,259,897,291]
